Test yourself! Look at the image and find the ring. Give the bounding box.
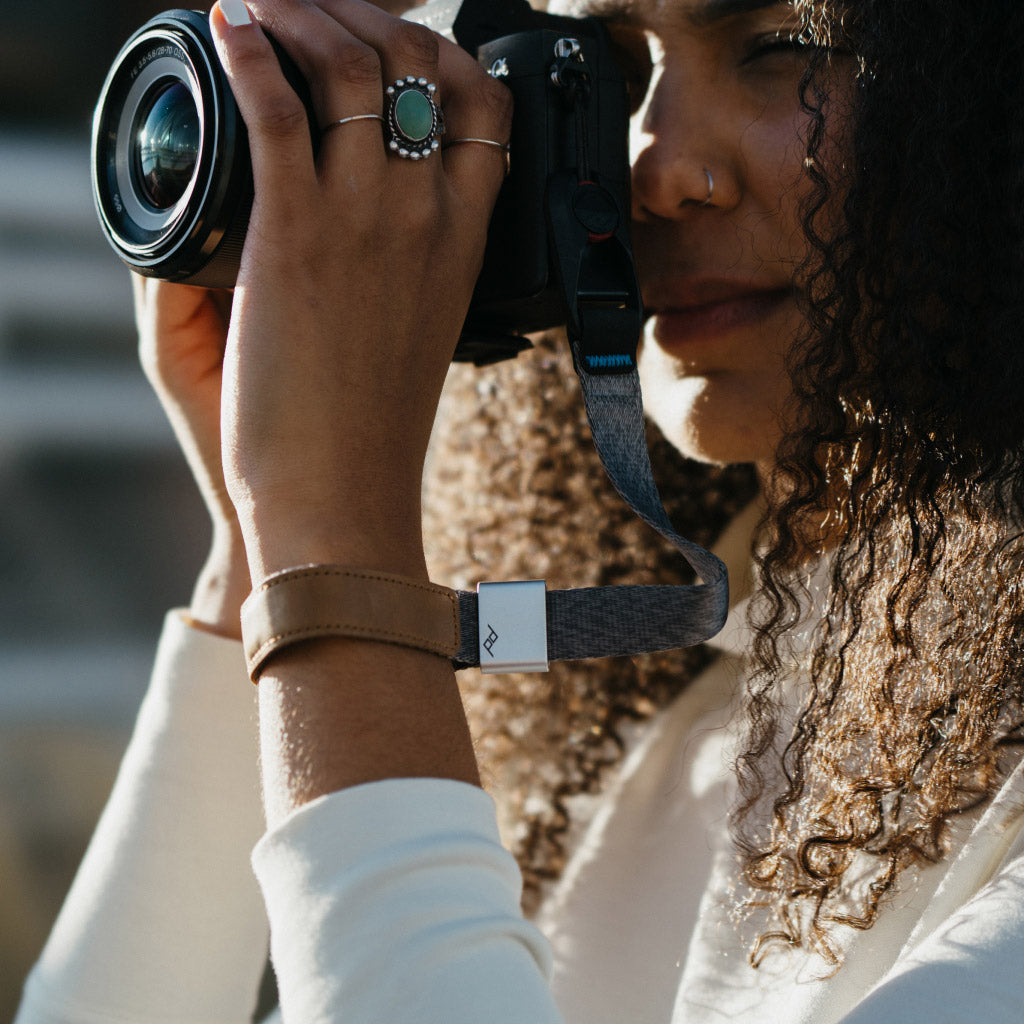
[385,77,444,160]
[702,168,714,206]
[443,137,511,175]
[321,113,384,133]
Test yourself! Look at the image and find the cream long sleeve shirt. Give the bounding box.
[16,536,1024,1023]
[14,612,269,1024]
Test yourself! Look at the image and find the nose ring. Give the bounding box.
[702,168,714,206]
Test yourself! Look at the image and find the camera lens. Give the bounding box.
[93,10,314,288]
[91,12,256,287]
[133,80,200,210]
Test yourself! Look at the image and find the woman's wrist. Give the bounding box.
[239,501,430,584]
[187,523,252,640]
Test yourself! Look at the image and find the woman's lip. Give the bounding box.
[648,289,793,349]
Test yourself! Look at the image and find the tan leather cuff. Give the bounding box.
[241,565,460,683]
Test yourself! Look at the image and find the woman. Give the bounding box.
[16,0,1024,1021]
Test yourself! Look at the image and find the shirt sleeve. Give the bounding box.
[15,611,269,1024]
[253,777,564,1024]
[834,849,1024,1024]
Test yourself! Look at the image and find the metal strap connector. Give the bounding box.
[476,580,549,674]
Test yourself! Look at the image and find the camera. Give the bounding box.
[91,0,642,369]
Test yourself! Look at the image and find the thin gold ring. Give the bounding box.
[321,113,384,133]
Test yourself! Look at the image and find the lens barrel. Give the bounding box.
[92,10,253,288]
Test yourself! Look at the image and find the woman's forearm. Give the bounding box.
[256,635,479,826]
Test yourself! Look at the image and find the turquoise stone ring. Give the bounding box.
[385,77,444,160]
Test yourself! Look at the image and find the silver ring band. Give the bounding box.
[702,168,714,206]
[444,137,511,174]
[446,137,510,153]
[322,113,384,132]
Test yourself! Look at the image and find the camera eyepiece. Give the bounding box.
[92,10,253,288]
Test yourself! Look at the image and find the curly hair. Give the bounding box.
[733,0,1024,966]
[425,334,757,911]
[427,0,1024,964]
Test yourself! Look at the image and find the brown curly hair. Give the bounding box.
[425,334,757,911]
[427,0,1024,964]
[734,0,1024,965]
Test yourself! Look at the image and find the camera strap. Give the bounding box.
[441,13,731,672]
[450,359,730,673]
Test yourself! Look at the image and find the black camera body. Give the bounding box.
[91,0,642,369]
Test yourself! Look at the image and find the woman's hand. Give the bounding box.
[135,277,250,638]
[207,0,511,818]
[211,0,512,582]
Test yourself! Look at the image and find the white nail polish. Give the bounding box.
[220,0,252,27]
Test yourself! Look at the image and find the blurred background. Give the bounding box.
[0,2,216,1016]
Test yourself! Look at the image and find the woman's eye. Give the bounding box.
[742,33,818,65]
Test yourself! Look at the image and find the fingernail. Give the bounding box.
[219,0,252,27]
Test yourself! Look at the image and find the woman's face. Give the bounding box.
[601,0,840,469]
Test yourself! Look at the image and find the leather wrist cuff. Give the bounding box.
[241,565,460,682]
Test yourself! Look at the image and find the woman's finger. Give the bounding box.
[313,1,513,198]
[309,0,507,181]
[309,4,446,181]
[209,1,319,215]
[216,0,508,200]
[244,0,389,158]
[436,37,514,201]
[311,0,443,84]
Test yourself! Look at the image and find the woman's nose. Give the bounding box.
[630,69,740,221]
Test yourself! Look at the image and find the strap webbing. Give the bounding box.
[451,359,729,670]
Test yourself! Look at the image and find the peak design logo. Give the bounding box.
[483,625,499,658]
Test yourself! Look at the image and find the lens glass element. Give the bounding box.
[133,80,200,210]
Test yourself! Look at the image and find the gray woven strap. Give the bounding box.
[451,364,729,670]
